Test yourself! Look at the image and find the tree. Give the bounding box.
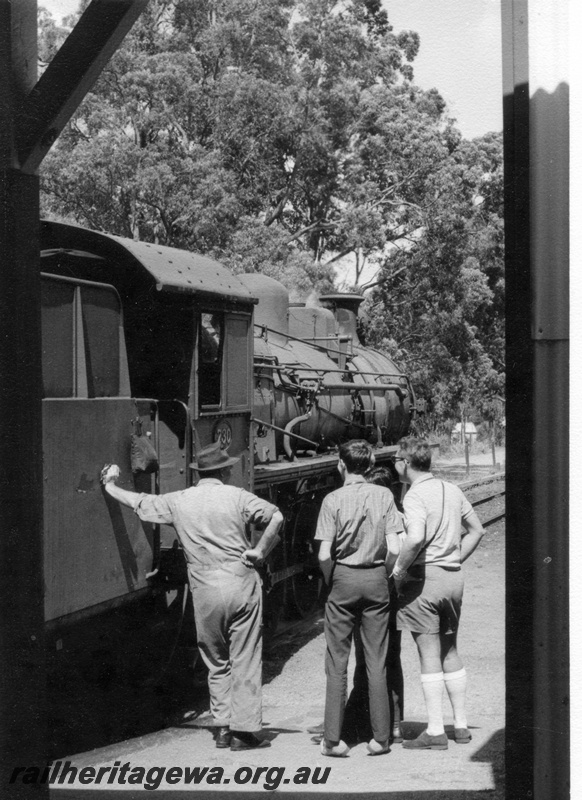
[39,0,448,294]
[362,132,504,426]
[38,5,72,68]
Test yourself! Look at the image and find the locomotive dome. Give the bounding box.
[237,273,290,340]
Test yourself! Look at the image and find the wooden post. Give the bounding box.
[0,2,47,792]
[0,1,147,789]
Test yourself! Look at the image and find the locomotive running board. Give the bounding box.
[253,445,399,489]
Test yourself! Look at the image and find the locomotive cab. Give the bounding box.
[40,221,257,631]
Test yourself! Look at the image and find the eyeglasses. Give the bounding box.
[393,456,407,463]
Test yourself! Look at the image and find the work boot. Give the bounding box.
[215,727,232,748]
[230,732,271,751]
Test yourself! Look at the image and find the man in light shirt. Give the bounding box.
[315,440,404,757]
[392,437,485,750]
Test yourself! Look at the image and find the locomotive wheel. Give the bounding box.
[290,502,323,618]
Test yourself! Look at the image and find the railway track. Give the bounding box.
[481,510,505,528]
[460,473,506,528]
[432,466,506,528]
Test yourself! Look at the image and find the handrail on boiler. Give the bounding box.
[278,364,408,380]
[251,417,318,449]
[316,382,408,399]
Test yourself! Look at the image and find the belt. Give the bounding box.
[336,562,385,569]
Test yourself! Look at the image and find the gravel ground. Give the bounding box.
[52,453,505,799]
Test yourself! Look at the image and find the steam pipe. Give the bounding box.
[284,412,313,459]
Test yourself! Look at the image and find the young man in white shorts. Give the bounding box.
[392,437,485,750]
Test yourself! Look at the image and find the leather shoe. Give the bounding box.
[402,731,448,750]
[215,727,232,748]
[454,727,472,743]
[230,732,271,751]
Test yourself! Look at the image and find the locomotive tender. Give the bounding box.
[39,219,420,646]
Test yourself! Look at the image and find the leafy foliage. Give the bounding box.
[39,0,504,424]
[40,0,430,281]
[362,132,505,425]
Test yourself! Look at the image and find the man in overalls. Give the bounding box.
[101,441,283,751]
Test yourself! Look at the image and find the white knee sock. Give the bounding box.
[444,668,468,728]
[421,672,445,735]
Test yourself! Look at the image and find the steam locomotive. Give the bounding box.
[39,219,420,664]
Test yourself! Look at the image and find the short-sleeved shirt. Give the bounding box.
[314,475,404,566]
[403,473,474,569]
[134,478,278,571]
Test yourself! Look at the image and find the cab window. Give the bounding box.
[198,312,224,408]
[224,315,251,409]
[41,274,125,398]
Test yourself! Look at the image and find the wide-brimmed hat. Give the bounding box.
[190,441,240,472]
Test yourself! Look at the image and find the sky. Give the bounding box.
[41,0,503,140]
[385,0,502,139]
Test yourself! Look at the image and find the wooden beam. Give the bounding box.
[0,0,37,167]
[17,0,148,174]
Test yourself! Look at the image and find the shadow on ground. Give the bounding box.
[263,610,325,684]
[47,602,324,759]
[50,727,505,800]
[46,594,211,759]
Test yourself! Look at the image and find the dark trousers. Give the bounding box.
[323,564,391,743]
[343,598,404,743]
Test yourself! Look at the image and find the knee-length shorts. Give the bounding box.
[396,565,464,635]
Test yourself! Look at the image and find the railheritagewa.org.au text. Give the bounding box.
[9,761,331,791]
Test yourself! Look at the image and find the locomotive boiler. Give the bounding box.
[38,219,420,658]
